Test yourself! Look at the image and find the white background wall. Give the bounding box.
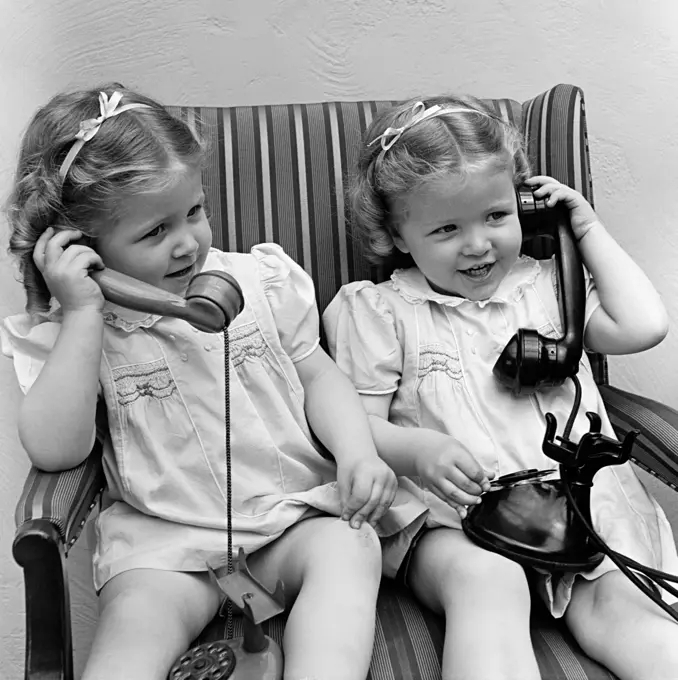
[1,0,677,676]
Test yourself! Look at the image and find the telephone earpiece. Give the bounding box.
[91,267,244,333]
[492,186,585,395]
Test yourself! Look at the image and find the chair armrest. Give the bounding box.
[13,443,105,680]
[14,440,105,550]
[600,384,678,490]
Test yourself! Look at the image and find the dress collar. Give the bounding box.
[102,303,162,333]
[21,302,161,333]
[390,255,541,308]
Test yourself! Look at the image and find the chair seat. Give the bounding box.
[192,579,646,680]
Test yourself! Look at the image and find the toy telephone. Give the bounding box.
[462,186,678,621]
[90,266,244,333]
[90,266,286,678]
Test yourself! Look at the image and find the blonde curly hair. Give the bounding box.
[6,83,206,314]
[348,94,531,270]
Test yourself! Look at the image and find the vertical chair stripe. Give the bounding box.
[335,102,356,282]
[258,106,274,243]
[328,102,349,285]
[278,104,304,264]
[319,102,343,294]
[221,108,237,251]
[570,88,583,202]
[294,104,313,275]
[399,594,441,678]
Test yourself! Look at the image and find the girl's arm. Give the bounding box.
[295,346,398,528]
[576,223,668,354]
[19,309,102,470]
[19,227,105,471]
[360,394,490,518]
[527,177,668,355]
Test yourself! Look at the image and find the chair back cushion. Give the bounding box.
[167,83,606,383]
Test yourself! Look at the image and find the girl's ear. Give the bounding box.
[389,218,409,253]
[392,232,410,254]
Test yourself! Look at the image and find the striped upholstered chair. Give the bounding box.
[13,84,678,680]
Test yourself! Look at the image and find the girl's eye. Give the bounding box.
[188,204,203,218]
[435,224,458,235]
[144,224,165,239]
[488,211,507,221]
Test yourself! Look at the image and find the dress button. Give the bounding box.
[180,353,188,361]
[466,329,473,336]
[168,334,176,341]
[471,347,477,355]
[204,344,212,352]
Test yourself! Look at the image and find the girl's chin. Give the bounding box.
[427,278,500,301]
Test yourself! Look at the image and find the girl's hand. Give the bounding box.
[33,227,105,314]
[525,176,599,241]
[337,455,398,529]
[415,439,492,519]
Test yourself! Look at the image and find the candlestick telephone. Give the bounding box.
[462,185,678,621]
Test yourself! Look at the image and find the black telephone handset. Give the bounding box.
[492,186,586,395]
[90,267,244,332]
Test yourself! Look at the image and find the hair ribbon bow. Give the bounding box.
[369,102,444,151]
[368,102,492,152]
[59,91,150,181]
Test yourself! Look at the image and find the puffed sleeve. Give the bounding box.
[1,312,61,394]
[323,282,403,395]
[583,268,601,330]
[253,243,320,362]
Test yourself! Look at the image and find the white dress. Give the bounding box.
[324,255,678,616]
[2,244,427,591]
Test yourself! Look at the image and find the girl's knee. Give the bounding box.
[332,520,381,557]
[99,569,219,637]
[310,519,381,574]
[410,530,530,613]
[570,571,633,622]
[444,543,527,588]
[567,571,641,641]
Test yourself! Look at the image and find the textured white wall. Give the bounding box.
[1,0,677,676]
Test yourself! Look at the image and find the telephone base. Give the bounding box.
[462,510,604,572]
[169,636,283,680]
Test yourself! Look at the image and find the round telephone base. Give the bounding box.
[169,640,236,680]
[462,514,604,572]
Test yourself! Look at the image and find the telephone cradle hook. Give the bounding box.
[541,410,638,489]
[168,548,285,680]
[537,409,639,567]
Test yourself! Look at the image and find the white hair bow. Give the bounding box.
[59,91,151,181]
[369,101,489,152]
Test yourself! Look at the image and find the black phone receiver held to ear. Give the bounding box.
[91,268,244,333]
[492,187,585,395]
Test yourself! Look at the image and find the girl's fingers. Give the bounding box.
[341,475,370,523]
[70,249,105,274]
[430,479,481,507]
[350,481,384,529]
[32,227,55,270]
[366,482,397,526]
[525,175,559,186]
[446,466,485,496]
[428,486,469,519]
[59,244,99,267]
[43,229,83,267]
